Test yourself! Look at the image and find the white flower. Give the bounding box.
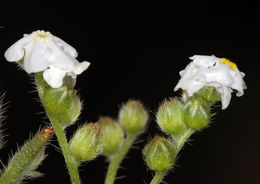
[174,55,247,109]
[4,30,90,88]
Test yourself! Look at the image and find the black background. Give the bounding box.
[0,1,259,184]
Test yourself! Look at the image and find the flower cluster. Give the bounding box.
[174,55,247,109]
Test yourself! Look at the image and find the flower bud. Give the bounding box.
[97,117,124,156]
[35,72,81,127]
[184,97,211,130]
[143,135,175,171]
[196,86,221,105]
[119,100,148,134]
[69,123,103,163]
[156,98,186,136]
[42,86,81,127]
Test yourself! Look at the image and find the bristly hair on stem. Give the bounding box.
[0,92,8,151]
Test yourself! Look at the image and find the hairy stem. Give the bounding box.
[35,73,81,184]
[174,128,194,155]
[150,171,168,184]
[50,118,81,184]
[105,133,136,184]
[0,127,52,184]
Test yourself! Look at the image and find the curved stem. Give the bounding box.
[150,171,168,184]
[50,118,81,184]
[174,128,194,155]
[105,133,136,184]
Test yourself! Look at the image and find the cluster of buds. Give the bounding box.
[69,100,149,164]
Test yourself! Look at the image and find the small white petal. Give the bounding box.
[23,41,50,73]
[4,35,32,62]
[72,61,90,74]
[43,66,67,88]
[53,36,78,58]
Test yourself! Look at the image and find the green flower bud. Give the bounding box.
[184,97,211,130]
[156,98,186,136]
[119,100,149,134]
[42,86,81,127]
[69,123,103,163]
[35,72,81,127]
[97,117,124,156]
[143,135,175,171]
[196,86,221,104]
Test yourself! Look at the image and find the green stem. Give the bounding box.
[50,118,81,184]
[174,128,194,155]
[35,73,81,184]
[105,133,136,184]
[150,171,168,184]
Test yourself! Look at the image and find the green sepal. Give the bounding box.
[35,72,81,127]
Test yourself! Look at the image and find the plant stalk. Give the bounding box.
[105,133,136,184]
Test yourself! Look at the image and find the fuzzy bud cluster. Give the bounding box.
[157,86,218,135]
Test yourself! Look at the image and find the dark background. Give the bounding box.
[0,1,259,184]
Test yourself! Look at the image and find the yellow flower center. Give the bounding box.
[37,33,48,38]
[220,58,237,69]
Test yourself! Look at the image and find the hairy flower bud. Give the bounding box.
[156,98,186,136]
[119,100,148,134]
[35,72,81,127]
[97,117,124,156]
[42,86,81,126]
[195,86,221,105]
[143,135,175,171]
[69,123,103,163]
[184,97,211,130]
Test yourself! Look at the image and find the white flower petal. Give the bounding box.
[53,36,78,58]
[72,61,90,74]
[43,66,67,88]
[23,41,50,73]
[4,35,32,62]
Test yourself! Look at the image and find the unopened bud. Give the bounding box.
[35,72,81,127]
[97,117,124,156]
[143,135,175,171]
[119,100,148,134]
[42,86,81,127]
[69,123,103,163]
[196,86,221,105]
[156,98,186,136]
[184,98,211,130]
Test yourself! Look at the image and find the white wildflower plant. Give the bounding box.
[4,30,90,88]
[174,55,247,109]
[1,30,248,184]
